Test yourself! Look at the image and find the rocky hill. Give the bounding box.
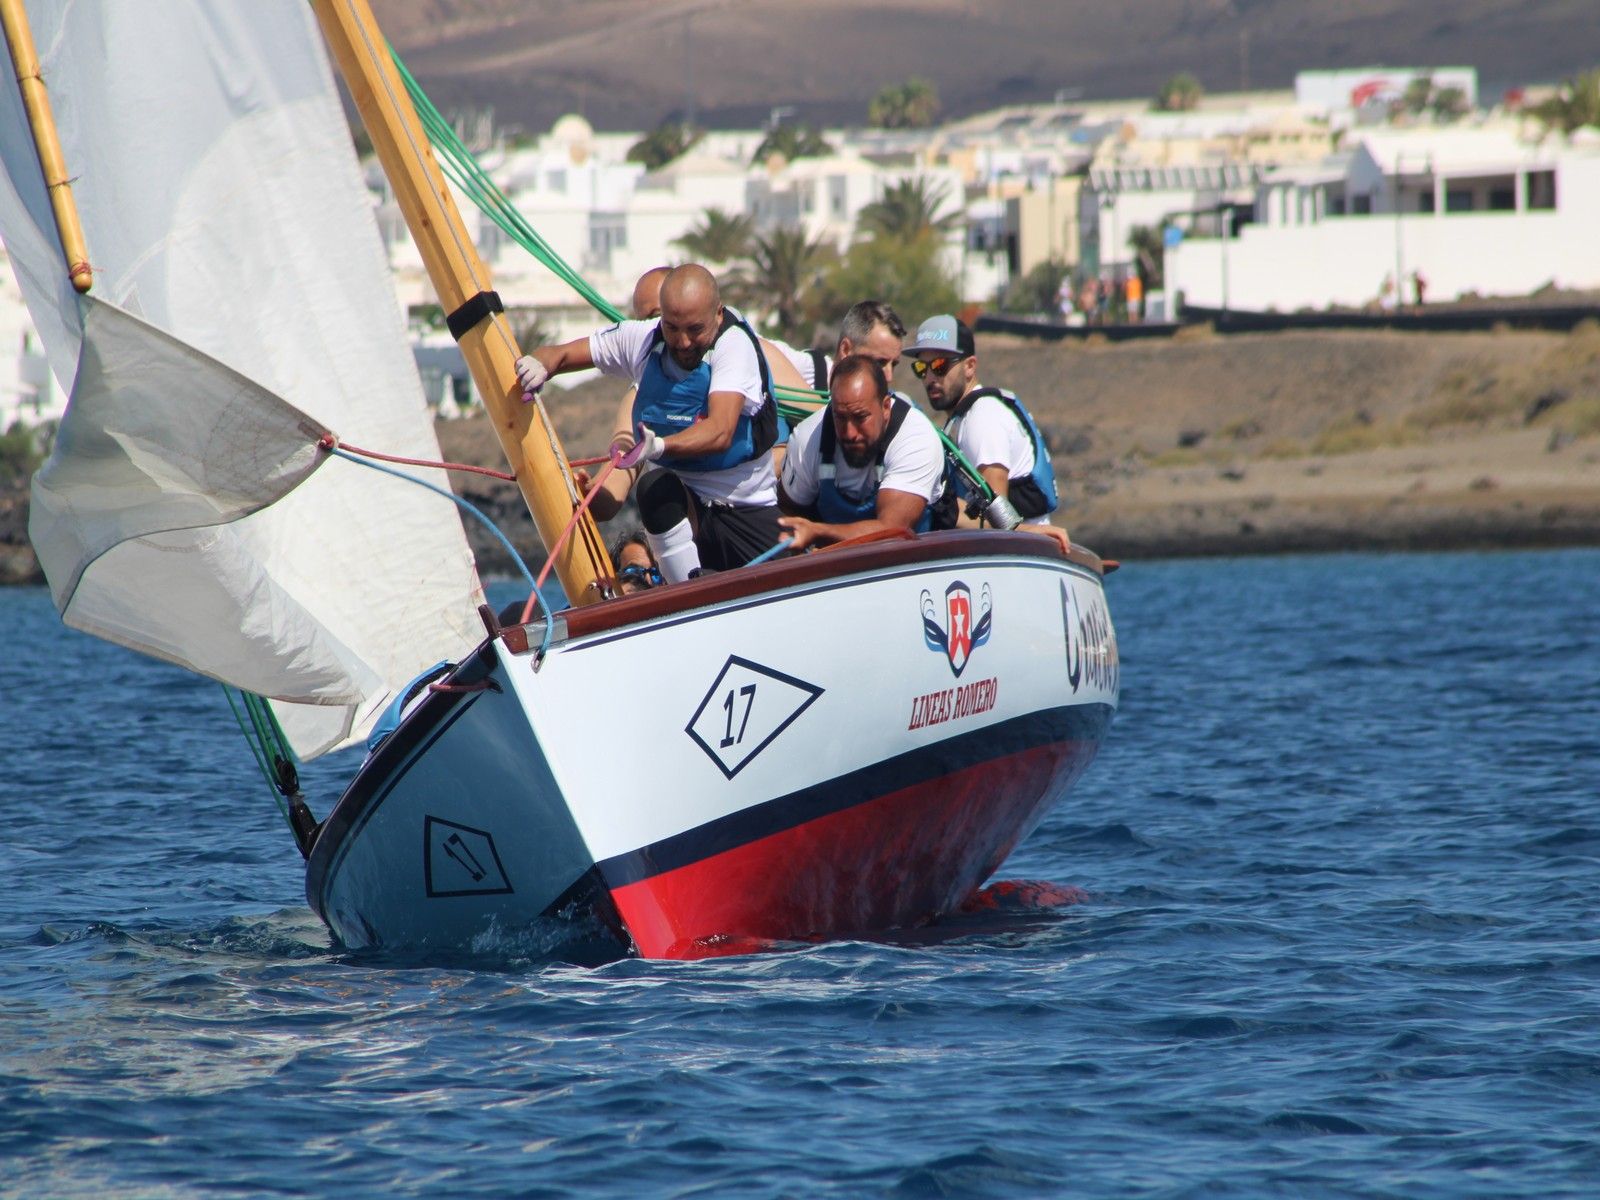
[370,0,1598,133]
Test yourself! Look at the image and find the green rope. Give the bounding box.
[385,44,992,500]
[223,685,291,824]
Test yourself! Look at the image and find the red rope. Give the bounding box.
[318,433,518,481]
[568,453,611,467]
[519,450,622,625]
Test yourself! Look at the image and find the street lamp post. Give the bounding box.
[1393,152,1405,311]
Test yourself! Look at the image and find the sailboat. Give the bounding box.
[0,0,1119,960]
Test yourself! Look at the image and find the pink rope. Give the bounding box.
[519,449,623,625]
[318,433,518,482]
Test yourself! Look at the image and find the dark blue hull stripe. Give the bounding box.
[597,702,1115,888]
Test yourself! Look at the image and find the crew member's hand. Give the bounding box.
[573,467,593,494]
[777,515,820,553]
[1029,524,1072,555]
[614,425,666,469]
[514,355,548,400]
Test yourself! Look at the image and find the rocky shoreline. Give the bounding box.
[7,324,1599,585]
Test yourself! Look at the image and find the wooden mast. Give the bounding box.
[0,0,93,293]
[310,0,611,607]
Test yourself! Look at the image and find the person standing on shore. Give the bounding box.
[905,315,1070,553]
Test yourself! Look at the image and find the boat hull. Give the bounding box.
[308,533,1119,957]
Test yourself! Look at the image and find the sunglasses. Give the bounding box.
[618,564,662,588]
[911,355,967,379]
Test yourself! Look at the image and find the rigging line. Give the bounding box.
[318,434,518,481]
[346,7,493,309]
[520,452,622,632]
[322,444,540,593]
[222,685,292,824]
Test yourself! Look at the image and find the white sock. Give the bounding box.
[645,519,701,583]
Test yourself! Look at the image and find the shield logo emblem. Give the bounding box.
[947,586,973,674]
[922,581,993,678]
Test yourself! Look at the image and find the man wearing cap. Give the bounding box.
[776,354,945,551]
[906,314,1071,552]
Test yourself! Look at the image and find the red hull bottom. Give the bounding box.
[608,738,1100,959]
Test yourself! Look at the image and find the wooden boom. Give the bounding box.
[311,0,612,606]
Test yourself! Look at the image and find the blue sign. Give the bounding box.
[1163,225,1184,249]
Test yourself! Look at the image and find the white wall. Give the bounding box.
[1170,149,1600,310]
[1169,208,1591,311]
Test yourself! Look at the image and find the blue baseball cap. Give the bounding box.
[904,314,975,358]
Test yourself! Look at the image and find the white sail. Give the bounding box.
[0,1,485,757]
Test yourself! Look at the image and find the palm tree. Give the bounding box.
[674,208,755,267]
[856,178,961,242]
[726,225,834,342]
[750,123,834,165]
[627,120,700,170]
[1154,72,1204,113]
[868,78,941,129]
[1531,69,1600,136]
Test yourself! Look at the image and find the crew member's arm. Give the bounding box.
[530,336,594,379]
[657,390,743,458]
[572,391,638,520]
[779,489,926,552]
[977,463,1071,553]
[648,329,765,460]
[977,463,1009,499]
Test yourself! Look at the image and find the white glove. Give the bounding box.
[615,426,667,469]
[514,354,549,398]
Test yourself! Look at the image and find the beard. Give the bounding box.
[671,345,708,370]
[840,441,878,468]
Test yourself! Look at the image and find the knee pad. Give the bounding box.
[637,470,691,534]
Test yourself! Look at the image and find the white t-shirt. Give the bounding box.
[948,392,1049,524]
[587,310,775,505]
[764,337,829,390]
[781,401,946,515]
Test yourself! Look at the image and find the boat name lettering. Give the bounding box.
[1062,581,1119,695]
[907,676,999,731]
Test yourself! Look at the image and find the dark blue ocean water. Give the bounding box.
[3,550,1599,1197]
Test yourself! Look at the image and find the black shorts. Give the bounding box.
[689,492,783,570]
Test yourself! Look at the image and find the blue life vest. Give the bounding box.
[632,310,778,473]
[947,386,1058,518]
[816,395,933,533]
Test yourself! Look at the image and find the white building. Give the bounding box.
[1166,126,1598,311]
[0,248,60,432]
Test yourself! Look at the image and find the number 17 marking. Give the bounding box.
[720,683,756,747]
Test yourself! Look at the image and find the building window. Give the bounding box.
[1351,193,1372,215]
[1445,189,1473,212]
[588,213,626,269]
[1528,170,1557,210]
[1488,186,1515,211]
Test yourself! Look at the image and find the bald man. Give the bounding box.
[572,267,808,532]
[517,264,783,581]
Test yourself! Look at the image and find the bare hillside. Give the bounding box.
[370,0,1599,132]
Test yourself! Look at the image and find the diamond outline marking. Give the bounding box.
[685,655,825,780]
